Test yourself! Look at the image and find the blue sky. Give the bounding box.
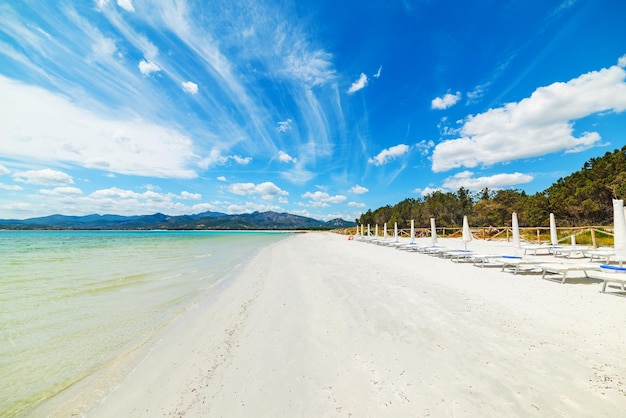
[1,0,625,221]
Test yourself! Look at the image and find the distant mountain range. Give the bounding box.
[0,211,356,230]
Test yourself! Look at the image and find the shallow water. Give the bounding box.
[0,230,288,416]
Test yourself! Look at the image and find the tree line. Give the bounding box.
[358,146,626,229]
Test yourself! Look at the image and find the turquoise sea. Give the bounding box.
[0,230,289,417]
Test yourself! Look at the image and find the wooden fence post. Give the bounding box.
[591,228,597,248]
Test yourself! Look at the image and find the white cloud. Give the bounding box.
[282,48,335,87]
[225,201,284,214]
[432,62,626,172]
[466,82,490,104]
[368,144,410,166]
[302,191,347,204]
[278,151,297,163]
[138,60,160,75]
[182,81,198,94]
[217,176,227,182]
[413,186,444,196]
[619,54,626,68]
[277,119,292,133]
[180,191,201,200]
[442,171,534,191]
[349,184,369,194]
[0,164,10,175]
[348,201,367,208]
[373,65,382,78]
[431,91,462,110]
[0,183,22,191]
[347,73,368,94]
[228,182,289,200]
[232,155,252,165]
[199,149,252,169]
[117,0,135,12]
[91,36,117,60]
[0,77,197,179]
[40,186,83,196]
[13,169,74,186]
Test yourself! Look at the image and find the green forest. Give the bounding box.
[358,146,626,228]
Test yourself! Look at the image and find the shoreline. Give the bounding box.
[46,232,626,416]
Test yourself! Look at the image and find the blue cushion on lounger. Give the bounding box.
[599,264,626,273]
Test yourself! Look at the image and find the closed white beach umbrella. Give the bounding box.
[430,218,438,246]
[383,223,388,239]
[462,215,472,249]
[612,199,626,261]
[367,224,371,237]
[512,212,521,248]
[410,220,415,243]
[375,224,379,238]
[394,222,398,242]
[549,213,558,246]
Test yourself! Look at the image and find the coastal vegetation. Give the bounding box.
[358,146,626,229]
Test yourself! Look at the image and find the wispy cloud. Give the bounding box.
[117,0,135,13]
[373,65,382,78]
[0,76,198,179]
[276,119,292,133]
[368,144,409,166]
[432,62,626,172]
[347,73,368,94]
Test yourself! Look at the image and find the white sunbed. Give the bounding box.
[586,265,626,293]
[584,248,615,263]
[470,253,510,268]
[550,245,592,259]
[396,242,421,251]
[521,244,553,255]
[499,256,552,275]
[421,246,448,256]
[441,249,475,262]
[538,262,602,284]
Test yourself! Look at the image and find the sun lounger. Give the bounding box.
[396,242,421,251]
[539,262,601,284]
[521,244,553,255]
[500,256,550,275]
[550,246,592,259]
[584,249,615,263]
[442,249,475,262]
[586,265,626,293]
[470,253,509,267]
[421,246,448,256]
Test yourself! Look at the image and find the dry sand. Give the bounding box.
[70,232,626,416]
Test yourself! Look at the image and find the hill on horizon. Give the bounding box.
[0,211,356,231]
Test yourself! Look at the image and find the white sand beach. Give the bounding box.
[57,232,626,417]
